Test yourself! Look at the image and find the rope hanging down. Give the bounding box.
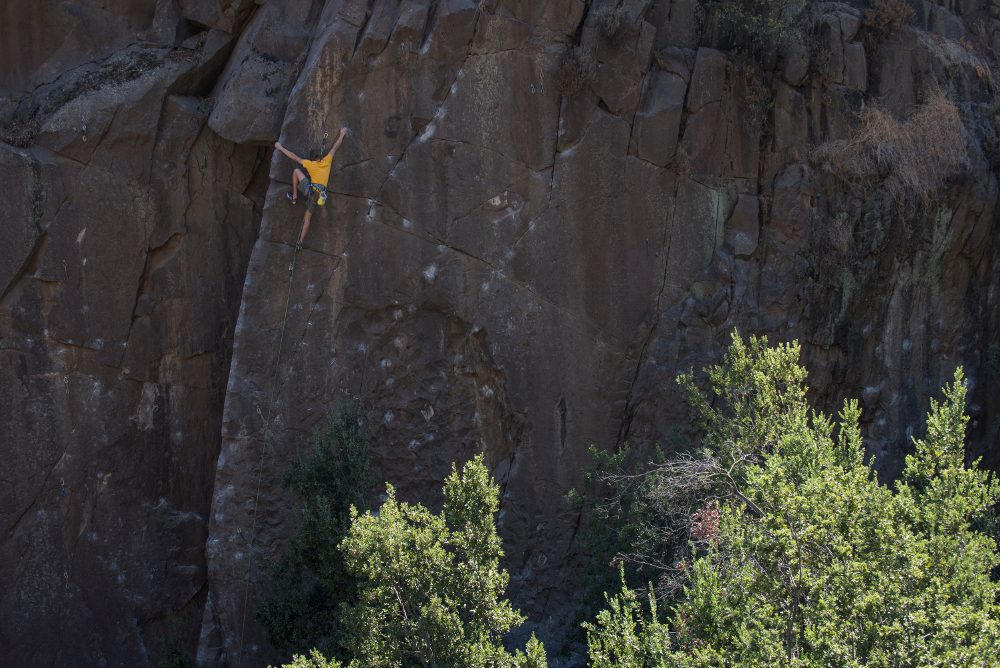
[236,244,300,668]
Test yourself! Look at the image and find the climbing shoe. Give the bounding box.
[285,191,297,204]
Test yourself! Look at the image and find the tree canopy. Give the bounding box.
[585,333,999,666]
[281,454,546,668]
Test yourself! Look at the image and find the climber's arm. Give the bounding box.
[326,127,348,159]
[274,142,304,165]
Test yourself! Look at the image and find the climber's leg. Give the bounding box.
[297,209,313,246]
[288,168,309,203]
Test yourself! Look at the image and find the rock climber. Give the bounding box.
[274,126,348,246]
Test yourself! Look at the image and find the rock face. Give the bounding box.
[0,2,267,664]
[2,0,999,666]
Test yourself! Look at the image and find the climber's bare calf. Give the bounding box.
[291,167,308,202]
[274,126,348,246]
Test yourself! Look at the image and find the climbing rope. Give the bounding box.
[235,243,300,668]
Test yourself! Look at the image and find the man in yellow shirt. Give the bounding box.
[274,125,348,245]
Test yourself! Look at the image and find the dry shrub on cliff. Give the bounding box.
[596,3,628,45]
[864,0,915,47]
[742,69,774,130]
[0,117,39,148]
[813,91,969,203]
[701,0,809,64]
[555,46,597,97]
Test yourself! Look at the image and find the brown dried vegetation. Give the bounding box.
[813,91,970,203]
[690,501,721,544]
[864,0,915,48]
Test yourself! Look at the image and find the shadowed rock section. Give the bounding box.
[1,0,998,666]
[0,1,268,665]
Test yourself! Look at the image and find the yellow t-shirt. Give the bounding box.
[302,154,333,187]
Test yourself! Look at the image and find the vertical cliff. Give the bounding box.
[1,1,268,664]
[1,0,998,666]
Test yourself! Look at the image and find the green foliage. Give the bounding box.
[679,332,809,461]
[587,333,1000,666]
[569,428,690,648]
[890,370,1000,662]
[569,445,654,603]
[701,0,808,64]
[158,614,199,668]
[338,454,544,667]
[279,649,344,668]
[588,335,815,597]
[514,633,548,668]
[257,403,371,659]
[160,642,198,668]
[987,342,1000,380]
[583,568,671,668]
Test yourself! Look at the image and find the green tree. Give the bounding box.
[337,454,545,667]
[583,568,671,668]
[281,649,344,668]
[257,403,371,659]
[587,333,1000,666]
[891,370,1000,663]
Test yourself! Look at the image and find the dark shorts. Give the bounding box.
[297,174,318,212]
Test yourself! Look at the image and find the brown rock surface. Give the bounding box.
[2,1,999,666]
[1,3,267,665]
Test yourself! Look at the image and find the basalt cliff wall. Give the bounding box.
[2,1,998,666]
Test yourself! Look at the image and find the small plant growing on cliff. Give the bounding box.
[585,333,1000,664]
[555,46,597,97]
[742,68,774,130]
[988,343,1000,381]
[701,0,809,65]
[256,403,371,659]
[0,117,39,148]
[596,3,628,46]
[864,0,915,48]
